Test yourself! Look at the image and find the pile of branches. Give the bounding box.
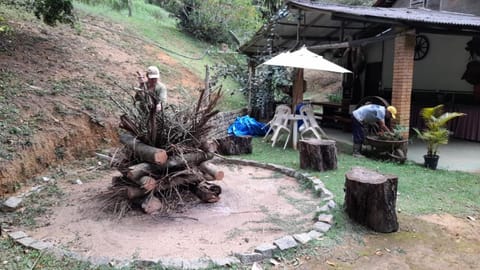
[99,71,226,217]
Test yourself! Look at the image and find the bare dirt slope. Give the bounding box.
[0,13,204,193]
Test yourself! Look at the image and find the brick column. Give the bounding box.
[391,30,415,139]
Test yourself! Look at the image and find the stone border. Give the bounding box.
[2,158,336,269]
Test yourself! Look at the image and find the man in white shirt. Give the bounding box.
[351,104,397,157]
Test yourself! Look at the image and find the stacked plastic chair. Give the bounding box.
[264,104,292,149]
[299,104,328,140]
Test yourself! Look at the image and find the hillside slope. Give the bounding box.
[0,5,208,194]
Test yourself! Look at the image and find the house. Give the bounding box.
[240,0,480,142]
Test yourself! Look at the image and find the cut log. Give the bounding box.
[157,173,203,191]
[125,163,160,182]
[119,133,168,164]
[190,181,221,203]
[199,161,224,180]
[166,152,214,169]
[216,135,252,155]
[111,176,124,186]
[139,176,156,192]
[344,167,399,233]
[299,139,337,171]
[141,196,163,214]
[126,187,147,199]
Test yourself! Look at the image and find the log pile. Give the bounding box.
[99,69,226,216]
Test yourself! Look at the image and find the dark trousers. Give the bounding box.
[352,116,364,144]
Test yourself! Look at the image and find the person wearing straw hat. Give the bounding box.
[137,66,167,111]
[351,104,397,157]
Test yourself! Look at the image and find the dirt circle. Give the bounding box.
[25,163,319,260]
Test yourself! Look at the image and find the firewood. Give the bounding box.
[125,163,161,182]
[119,133,168,165]
[190,181,221,203]
[156,173,201,191]
[166,152,213,169]
[126,187,146,200]
[139,176,157,192]
[111,176,124,186]
[141,196,163,214]
[199,161,224,180]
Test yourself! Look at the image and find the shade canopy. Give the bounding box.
[261,46,352,73]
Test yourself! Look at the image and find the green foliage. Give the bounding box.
[327,89,342,103]
[173,0,263,45]
[413,105,465,156]
[1,0,75,26]
[34,0,75,26]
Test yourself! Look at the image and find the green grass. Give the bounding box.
[239,138,480,216]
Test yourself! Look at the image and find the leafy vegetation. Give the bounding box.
[1,0,75,26]
[413,105,466,156]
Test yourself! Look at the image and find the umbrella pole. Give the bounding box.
[292,68,304,111]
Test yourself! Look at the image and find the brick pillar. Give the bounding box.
[391,30,415,139]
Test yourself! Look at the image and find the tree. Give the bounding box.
[3,0,75,26]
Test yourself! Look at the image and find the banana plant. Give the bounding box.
[413,105,465,156]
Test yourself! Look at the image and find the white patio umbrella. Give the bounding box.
[261,46,352,109]
[262,46,352,73]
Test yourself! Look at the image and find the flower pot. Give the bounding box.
[424,155,439,170]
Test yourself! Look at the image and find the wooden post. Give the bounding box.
[344,167,399,233]
[298,139,337,171]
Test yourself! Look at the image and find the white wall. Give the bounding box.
[366,33,473,93]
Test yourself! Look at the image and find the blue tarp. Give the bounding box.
[227,115,267,136]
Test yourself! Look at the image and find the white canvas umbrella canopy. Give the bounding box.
[262,46,352,73]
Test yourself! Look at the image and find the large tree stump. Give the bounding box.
[298,139,337,171]
[344,167,399,233]
[216,135,252,155]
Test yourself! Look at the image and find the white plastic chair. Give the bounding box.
[270,112,291,149]
[263,104,291,141]
[299,104,328,140]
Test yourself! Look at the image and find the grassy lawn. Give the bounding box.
[239,138,480,217]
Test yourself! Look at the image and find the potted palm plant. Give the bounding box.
[413,105,465,169]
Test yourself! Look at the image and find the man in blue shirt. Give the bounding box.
[351,104,397,157]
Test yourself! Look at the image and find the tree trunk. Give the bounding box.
[120,133,167,165]
[199,161,224,180]
[216,135,252,155]
[299,139,337,171]
[344,167,399,233]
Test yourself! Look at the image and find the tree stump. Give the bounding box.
[344,167,399,233]
[216,135,252,155]
[298,139,337,171]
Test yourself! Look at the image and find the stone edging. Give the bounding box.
[2,158,336,269]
